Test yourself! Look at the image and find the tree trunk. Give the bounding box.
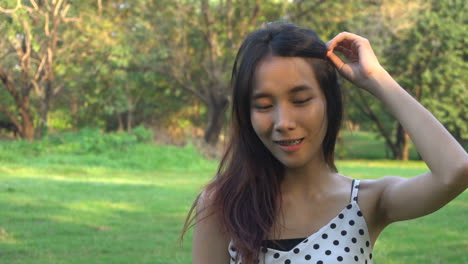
[19,108,35,141]
[117,113,124,132]
[402,130,410,161]
[41,80,54,137]
[204,97,228,145]
[39,101,49,137]
[127,110,133,132]
[71,94,79,129]
[394,123,410,161]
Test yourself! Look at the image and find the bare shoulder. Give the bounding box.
[357,176,405,213]
[192,190,231,264]
[352,177,405,239]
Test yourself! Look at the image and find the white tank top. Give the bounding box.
[228,180,374,264]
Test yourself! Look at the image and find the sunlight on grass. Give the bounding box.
[0,142,466,264]
[338,159,428,168]
[64,201,142,213]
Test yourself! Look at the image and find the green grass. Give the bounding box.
[0,138,466,263]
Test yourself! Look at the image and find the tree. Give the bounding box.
[143,0,288,145]
[388,0,467,146]
[0,0,77,139]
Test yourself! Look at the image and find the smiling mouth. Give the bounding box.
[274,138,304,146]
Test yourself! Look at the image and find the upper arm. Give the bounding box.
[377,170,467,225]
[192,192,230,264]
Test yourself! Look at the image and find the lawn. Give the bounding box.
[0,139,466,263]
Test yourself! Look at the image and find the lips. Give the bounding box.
[273,138,304,146]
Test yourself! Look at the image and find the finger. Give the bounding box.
[334,46,353,57]
[327,32,366,52]
[326,50,345,71]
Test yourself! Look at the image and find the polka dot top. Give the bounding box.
[228,180,373,264]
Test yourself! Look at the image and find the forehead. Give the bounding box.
[253,56,321,94]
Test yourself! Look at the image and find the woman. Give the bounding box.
[183,22,468,264]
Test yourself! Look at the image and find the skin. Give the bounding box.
[192,32,468,263]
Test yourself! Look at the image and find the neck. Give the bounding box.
[281,155,336,198]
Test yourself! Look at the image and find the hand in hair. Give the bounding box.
[327,32,468,226]
[326,32,385,93]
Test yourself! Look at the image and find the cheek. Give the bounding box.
[304,101,327,133]
[250,112,272,137]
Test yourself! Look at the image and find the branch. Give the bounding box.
[31,79,43,97]
[0,0,21,14]
[123,65,208,104]
[52,84,63,95]
[54,0,64,17]
[289,0,326,21]
[354,88,396,151]
[30,0,39,10]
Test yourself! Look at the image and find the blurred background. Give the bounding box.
[0,0,466,263]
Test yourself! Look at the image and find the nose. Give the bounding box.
[273,104,296,132]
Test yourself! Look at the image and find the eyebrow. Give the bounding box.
[252,84,313,100]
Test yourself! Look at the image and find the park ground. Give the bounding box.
[0,130,467,263]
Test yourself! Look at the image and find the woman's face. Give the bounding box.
[250,56,328,169]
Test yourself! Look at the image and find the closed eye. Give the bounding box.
[293,98,312,105]
[254,104,273,110]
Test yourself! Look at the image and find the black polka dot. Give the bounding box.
[357,211,363,217]
[359,229,365,235]
[305,255,311,260]
[322,233,328,239]
[230,247,236,252]
[333,240,340,246]
[303,239,309,243]
[354,256,359,261]
[352,237,357,243]
[369,253,373,259]
[325,250,332,255]
[355,185,360,189]
[344,247,350,252]
[360,248,364,254]
[339,213,344,219]
[274,253,280,259]
[313,244,320,250]
[366,241,370,247]
[365,260,368,264]
[341,230,347,236]
[293,248,300,254]
[261,247,268,253]
[330,223,337,229]
[349,220,355,226]
[347,204,352,209]
[337,256,343,262]
[285,260,291,264]
[353,196,358,201]
[317,261,323,264]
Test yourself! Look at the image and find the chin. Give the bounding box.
[276,157,308,169]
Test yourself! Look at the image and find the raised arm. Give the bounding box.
[326,32,468,224]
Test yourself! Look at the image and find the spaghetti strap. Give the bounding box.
[350,179,361,203]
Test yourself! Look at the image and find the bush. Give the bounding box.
[130,125,153,143]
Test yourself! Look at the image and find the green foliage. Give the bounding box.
[0,0,465,148]
[0,128,218,172]
[389,0,468,143]
[0,128,154,159]
[131,125,153,143]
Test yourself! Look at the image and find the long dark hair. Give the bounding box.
[182,22,343,264]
